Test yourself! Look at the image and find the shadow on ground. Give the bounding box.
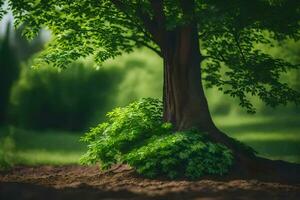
[1,165,300,200]
[2,181,299,200]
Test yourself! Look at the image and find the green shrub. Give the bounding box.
[80,98,233,179]
[80,98,165,167]
[10,63,122,131]
[125,131,233,179]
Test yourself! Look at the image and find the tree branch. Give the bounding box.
[70,27,162,57]
[110,0,162,46]
[232,32,247,65]
[136,41,162,57]
[122,35,162,57]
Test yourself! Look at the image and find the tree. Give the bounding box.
[0,23,44,124]
[0,24,18,124]
[3,0,299,173]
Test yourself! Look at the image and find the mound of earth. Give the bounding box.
[0,165,299,200]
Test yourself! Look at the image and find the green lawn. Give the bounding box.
[0,115,299,166]
[0,127,86,166]
[215,115,300,163]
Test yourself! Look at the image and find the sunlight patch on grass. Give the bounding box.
[232,132,300,142]
[214,115,274,127]
[14,150,82,165]
[267,155,300,164]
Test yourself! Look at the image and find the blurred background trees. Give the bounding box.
[0,23,44,125]
[0,24,18,124]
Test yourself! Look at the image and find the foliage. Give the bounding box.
[199,1,300,113]
[80,98,233,179]
[10,63,122,131]
[80,98,164,168]
[0,0,6,19]
[5,0,300,112]
[125,132,233,179]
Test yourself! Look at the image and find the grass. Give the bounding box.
[0,115,299,166]
[215,115,300,163]
[0,127,86,166]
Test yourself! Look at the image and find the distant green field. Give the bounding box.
[0,115,299,166]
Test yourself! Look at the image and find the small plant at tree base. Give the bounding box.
[80,98,234,179]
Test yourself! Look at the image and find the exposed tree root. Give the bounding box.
[208,126,300,183]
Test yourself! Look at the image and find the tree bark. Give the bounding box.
[161,24,215,132]
[161,24,239,147]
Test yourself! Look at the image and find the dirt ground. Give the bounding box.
[0,165,299,200]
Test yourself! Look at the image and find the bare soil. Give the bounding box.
[0,165,300,200]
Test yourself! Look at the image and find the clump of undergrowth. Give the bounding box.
[80,98,234,179]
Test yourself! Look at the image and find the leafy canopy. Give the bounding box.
[2,0,299,111]
[80,98,233,179]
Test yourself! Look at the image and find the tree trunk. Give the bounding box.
[162,25,215,132]
[161,24,242,148]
